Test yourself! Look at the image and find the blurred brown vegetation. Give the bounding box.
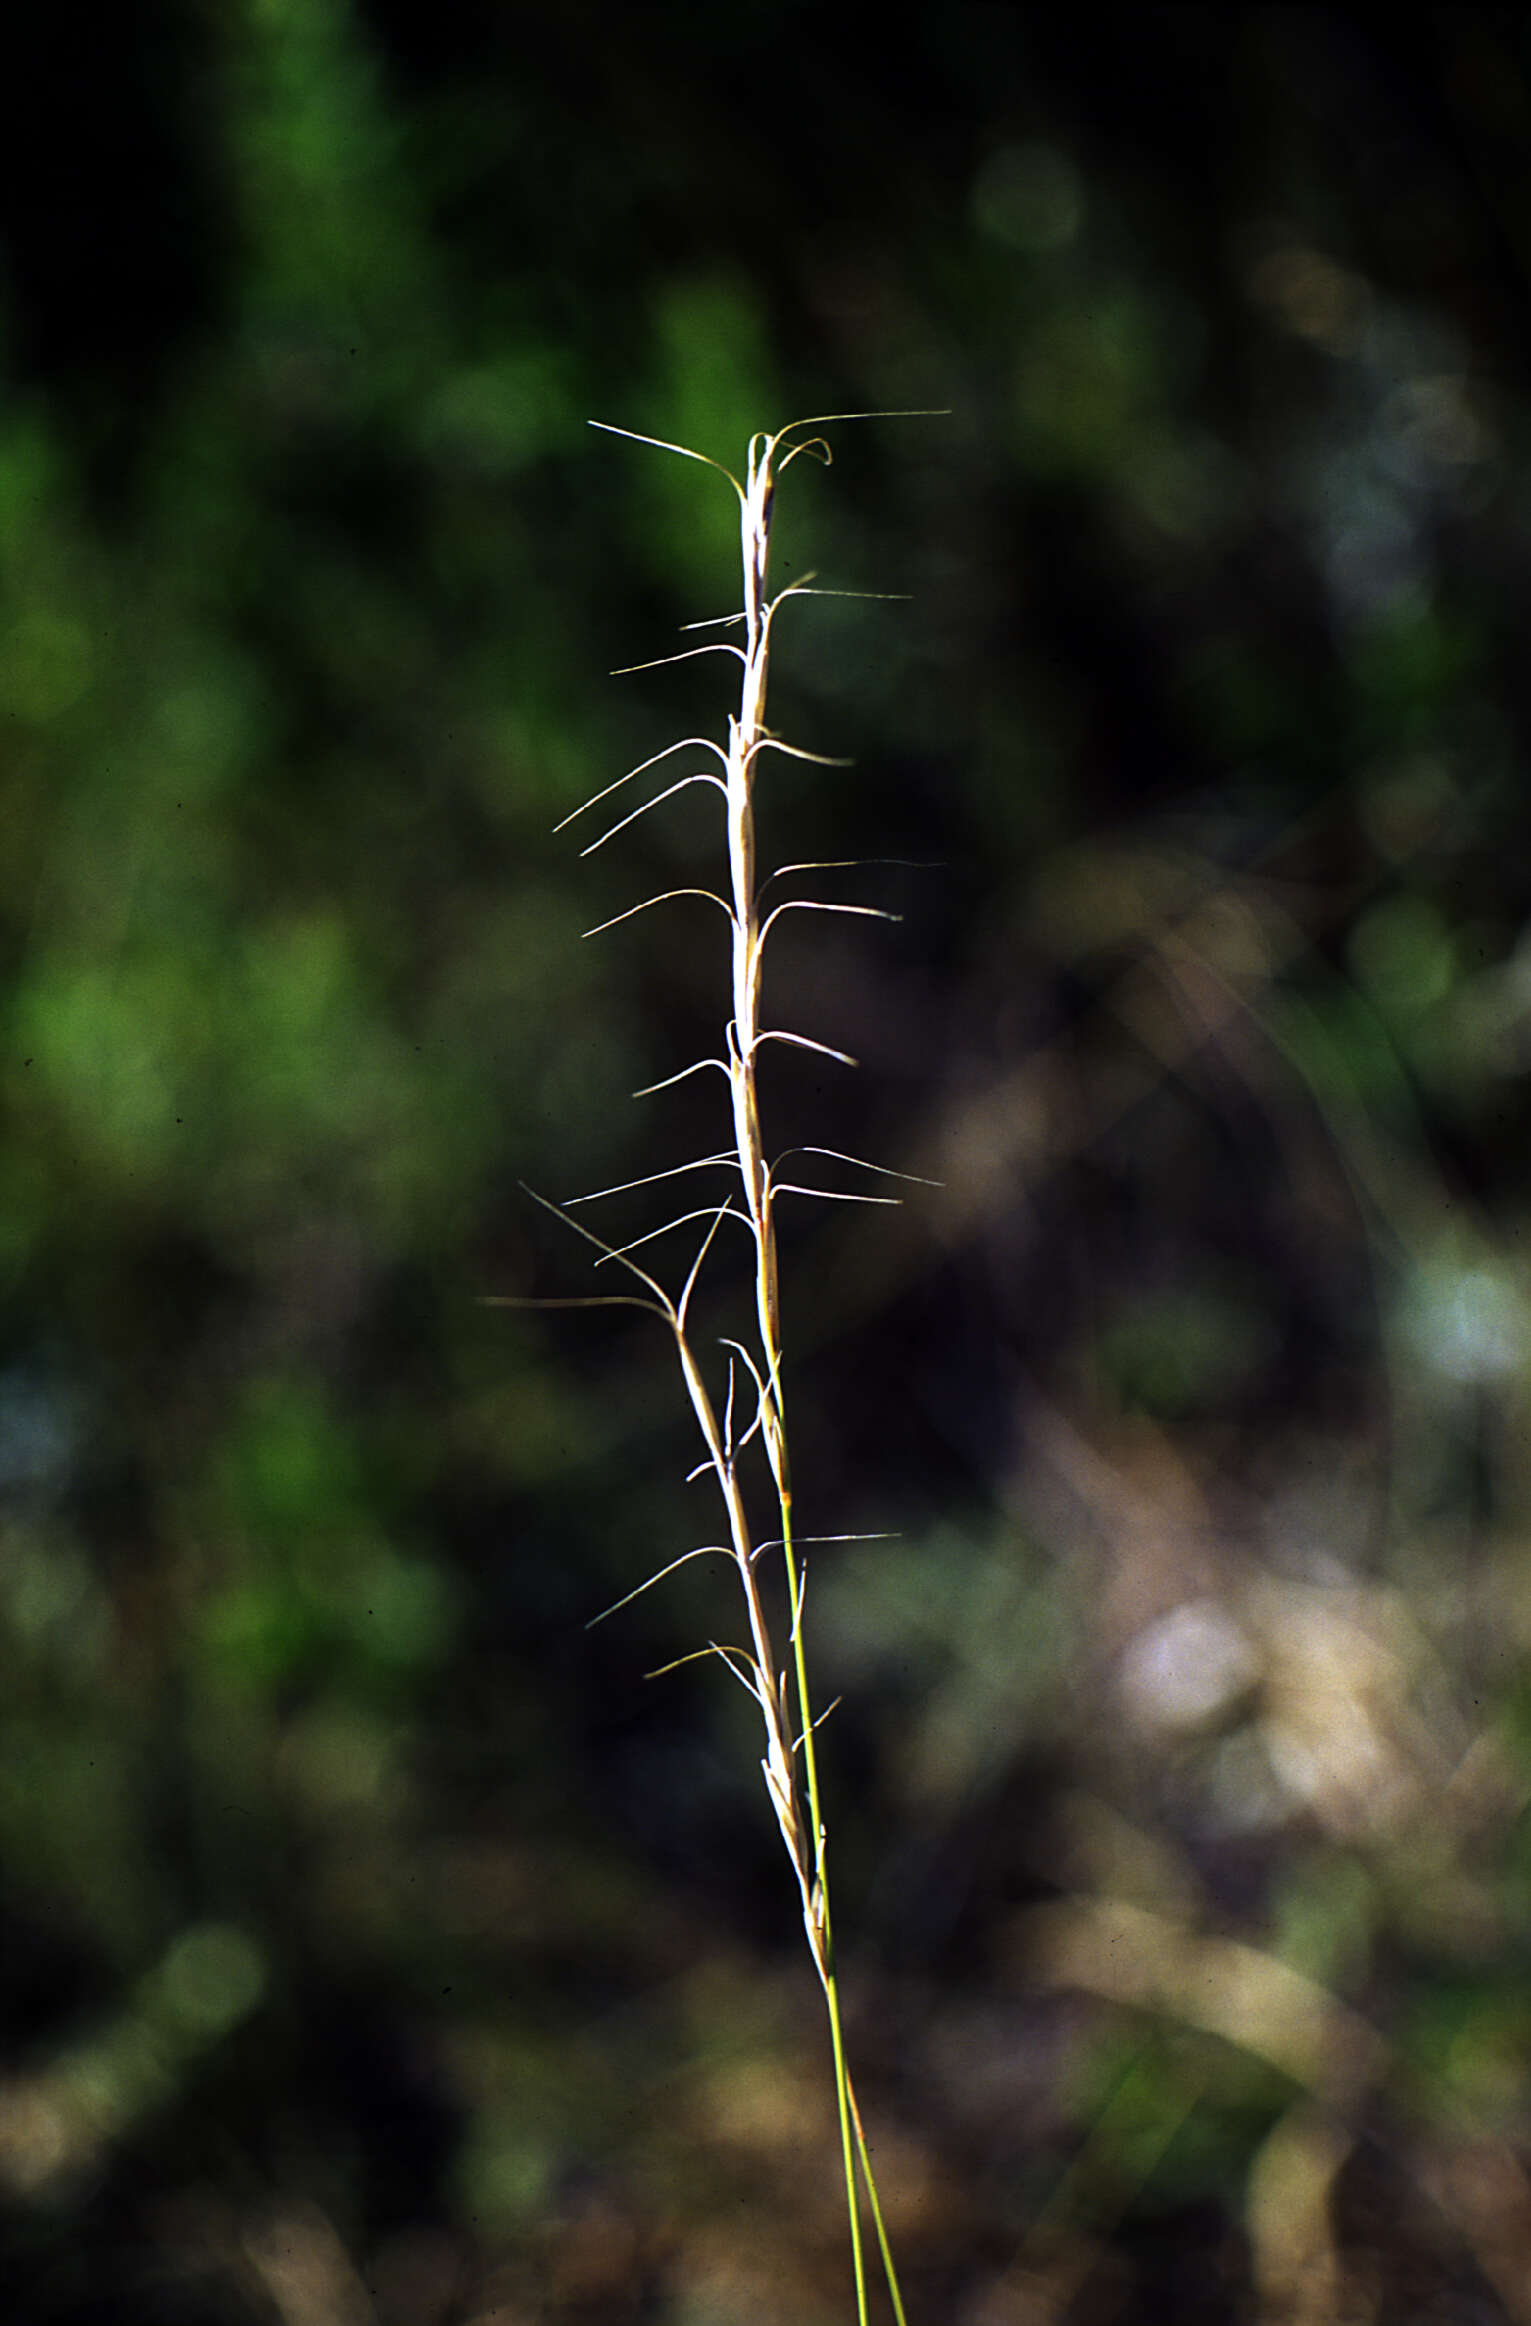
[5,6,1531,2321]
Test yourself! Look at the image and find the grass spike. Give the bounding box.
[515,412,941,2324]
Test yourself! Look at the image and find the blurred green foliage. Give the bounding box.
[4,6,1531,2322]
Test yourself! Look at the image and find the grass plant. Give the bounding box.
[497,412,942,2323]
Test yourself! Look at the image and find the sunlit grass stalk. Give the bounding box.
[504,411,940,2323]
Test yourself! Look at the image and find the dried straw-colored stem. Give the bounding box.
[514,412,943,2323]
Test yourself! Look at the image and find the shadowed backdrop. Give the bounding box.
[4,8,1531,2321]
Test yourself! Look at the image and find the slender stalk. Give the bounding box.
[554,412,941,2320]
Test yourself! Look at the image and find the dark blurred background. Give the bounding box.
[5,6,1531,2321]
